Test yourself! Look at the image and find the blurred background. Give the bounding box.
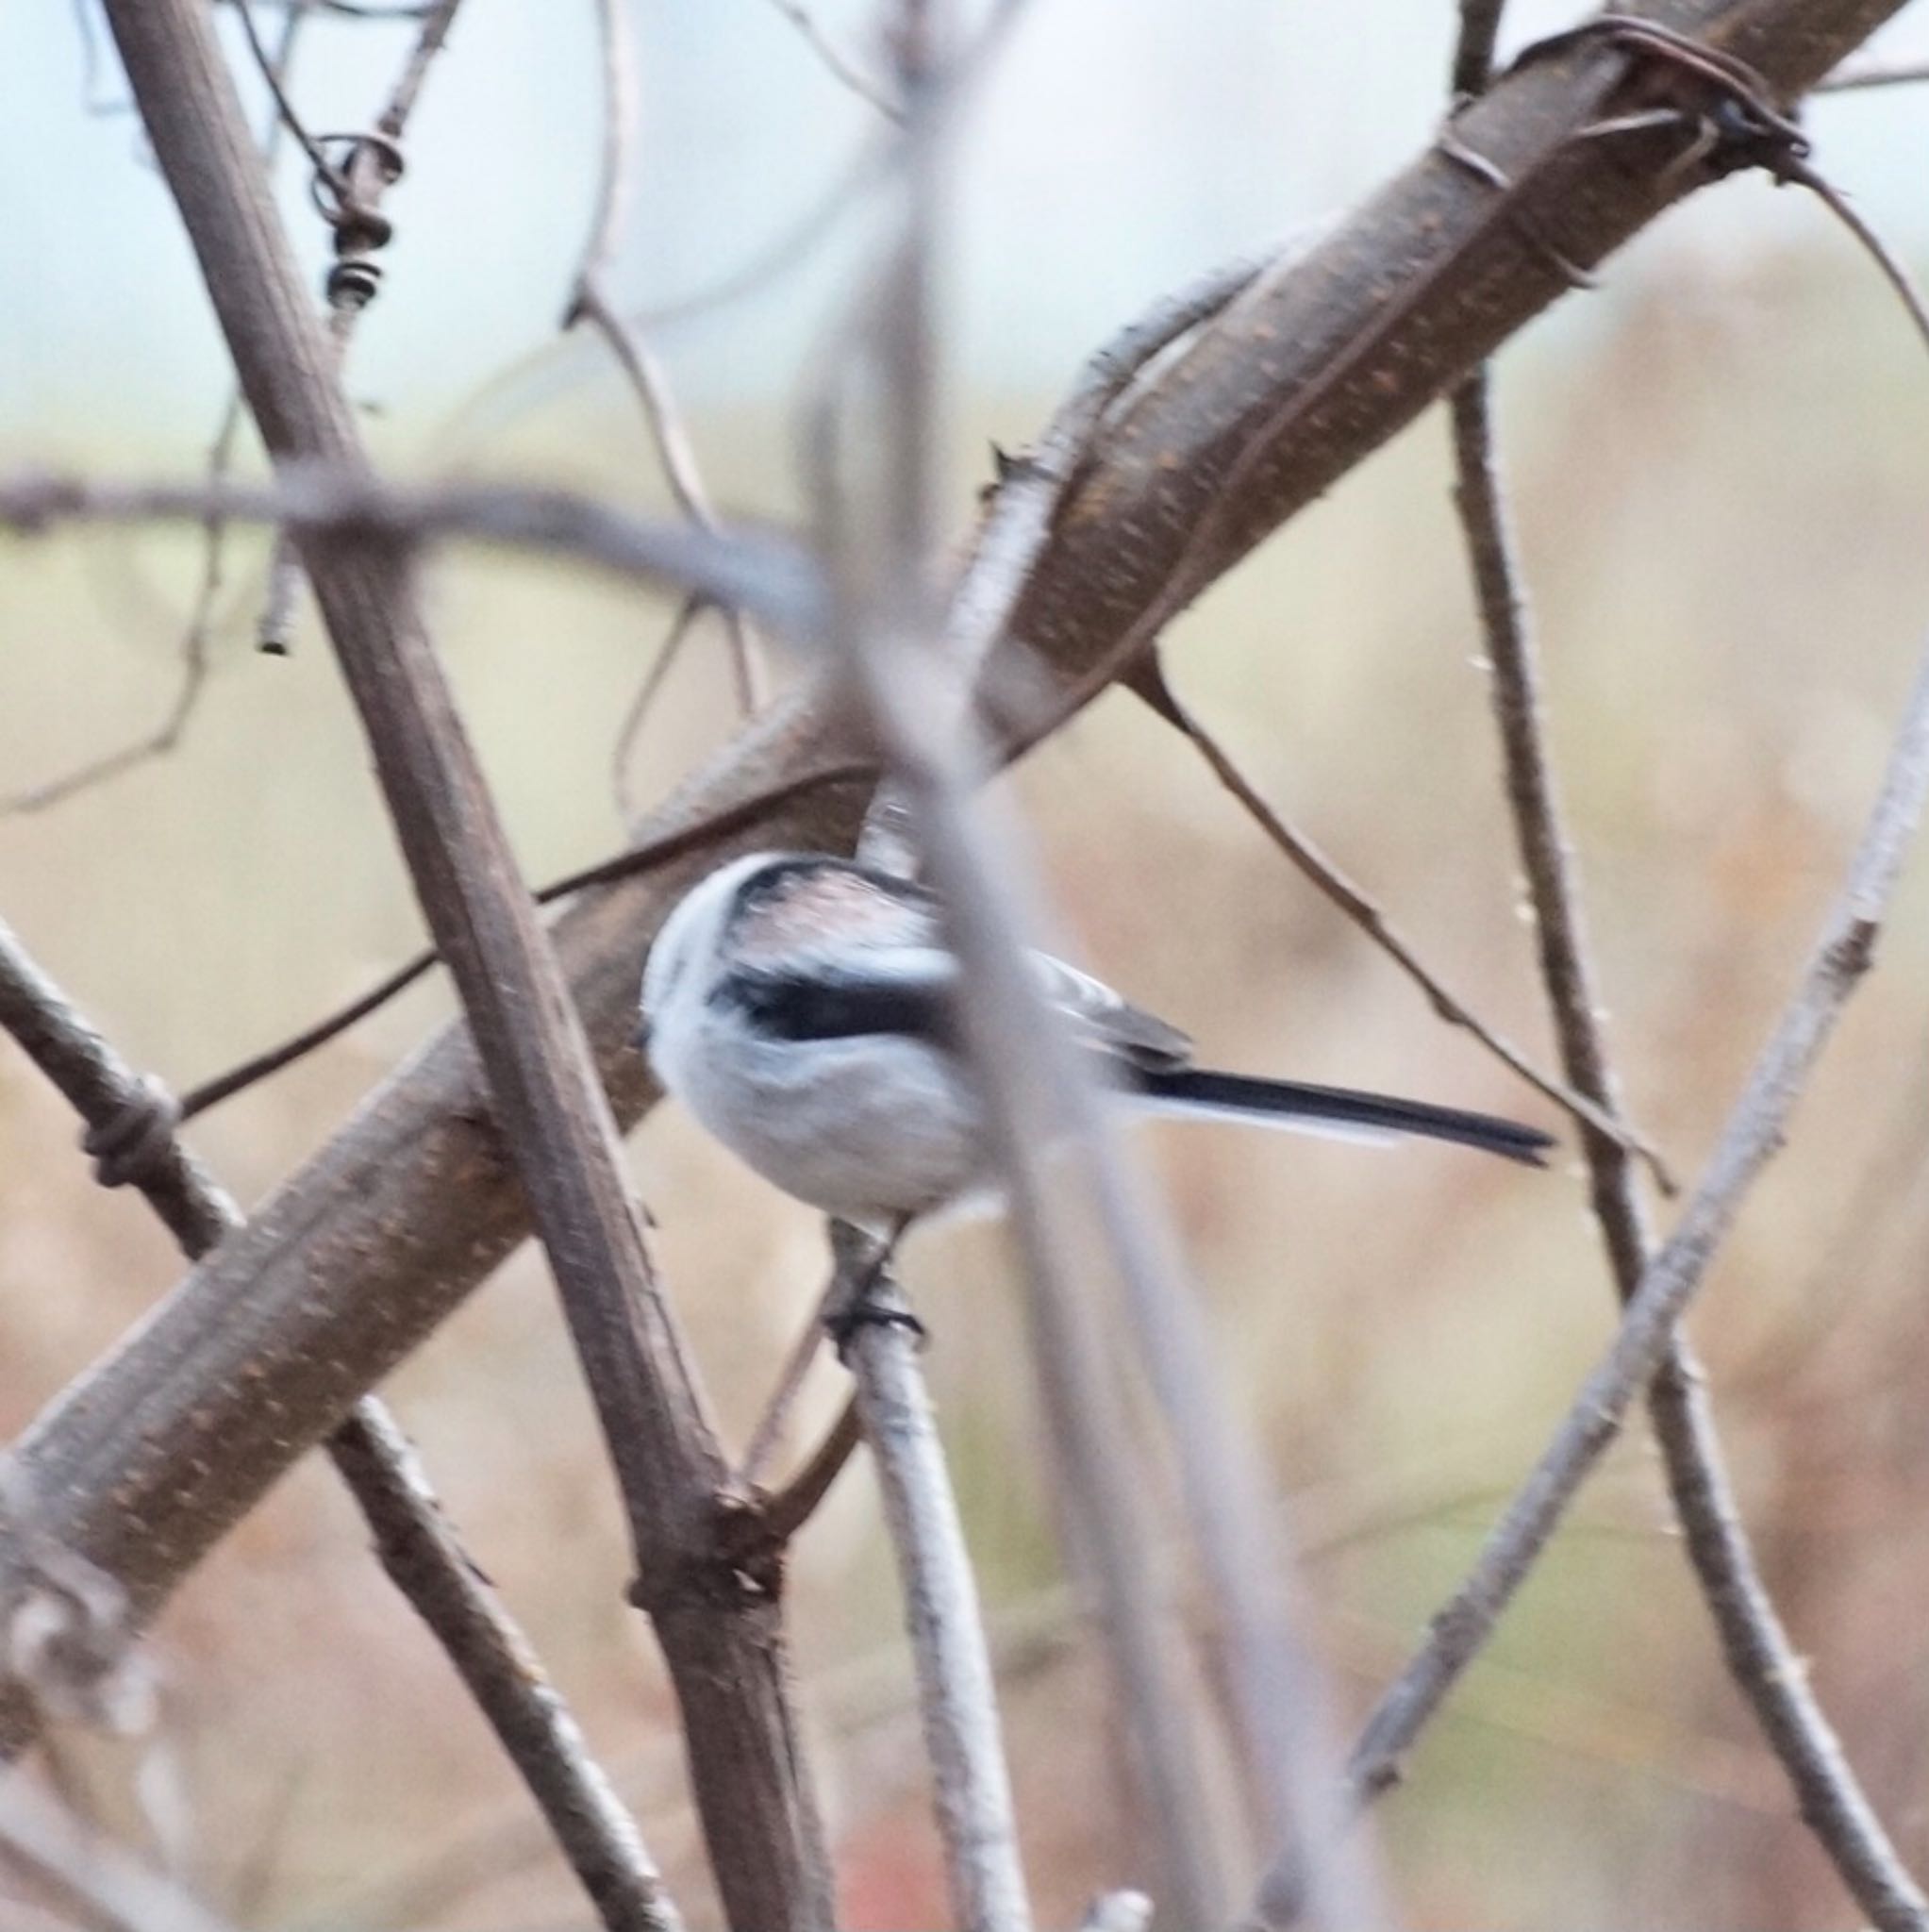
[8,2,1929,1926]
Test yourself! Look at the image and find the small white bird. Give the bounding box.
[639,851,1553,1226]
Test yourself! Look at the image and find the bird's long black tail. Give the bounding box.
[1136,1067,1555,1167]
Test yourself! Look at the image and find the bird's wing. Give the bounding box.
[719,941,1192,1070]
[1029,953,1193,1070]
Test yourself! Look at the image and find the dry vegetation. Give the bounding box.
[6,4,1929,1930]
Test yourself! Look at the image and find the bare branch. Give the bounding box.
[0,635,211,814]
[1134,658,1673,1188]
[1363,16,1929,1925]
[954,251,1262,691]
[1336,627,1929,1925]
[0,920,683,1932]
[325,1407,684,1932]
[0,0,315,817]
[173,756,873,1122]
[763,0,904,120]
[255,0,469,647]
[800,16,1034,1927]
[1781,156,1929,355]
[0,467,825,638]
[0,1774,236,1932]
[989,0,1909,751]
[85,7,832,1928]
[1449,0,1509,96]
[227,0,340,195]
[827,1227,1032,1932]
[757,1393,863,1545]
[612,599,707,822]
[565,0,764,726]
[1816,55,1929,89]
[740,1274,846,1491]
[371,0,462,136]
[1438,287,1929,1932]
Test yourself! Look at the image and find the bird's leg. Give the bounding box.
[823,1215,924,1359]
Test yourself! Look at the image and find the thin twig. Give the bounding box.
[807,14,1033,1929]
[565,0,763,725]
[0,1774,236,1932]
[1135,658,1673,1189]
[758,1393,863,1545]
[0,467,826,635]
[226,0,341,193]
[764,0,904,119]
[1816,56,1929,91]
[0,921,683,1932]
[959,252,1263,701]
[1,0,313,817]
[574,292,766,717]
[324,1408,684,1932]
[740,1278,845,1489]
[1428,213,1929,1932]
[613,597,708,824]
[172,756,873,1121]
[372,0,461,134]
[1782,156,1929,355]
[256,0,467,647]
[626,143,887,335]
[1330,625,1929,1917]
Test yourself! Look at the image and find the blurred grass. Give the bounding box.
[6,242,1929,1928]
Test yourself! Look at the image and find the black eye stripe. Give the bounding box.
[713,967,954,1045]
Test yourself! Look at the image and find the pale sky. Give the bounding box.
[8,1,1929,457]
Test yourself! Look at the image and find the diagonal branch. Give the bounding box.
[1329,623,1929,1927]
[1446,294,1928,1932]
[802,17,1035,1923]
[1135,658,1675,1187]
[0,918,679,1932]
[78,7,830,1929]
[1415,10,1929,1925]
[0,1773,238,1932]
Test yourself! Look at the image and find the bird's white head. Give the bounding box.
[639,850,790,1041]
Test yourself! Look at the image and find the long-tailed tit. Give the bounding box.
[639,851,1554,1226]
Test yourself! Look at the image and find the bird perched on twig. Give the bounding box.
[638,851,1554,1228]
